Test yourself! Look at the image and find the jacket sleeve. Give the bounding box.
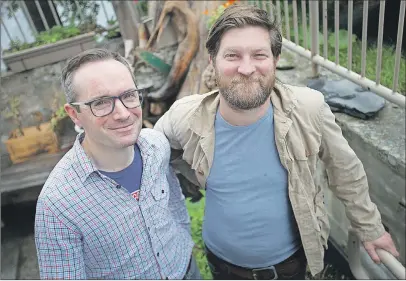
[318,102,385,242]
[154,107,201,188]
[35,198,86,279]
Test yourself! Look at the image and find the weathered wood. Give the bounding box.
[0,134,76,194]
[177,0,222,98]
[146,1,200,102]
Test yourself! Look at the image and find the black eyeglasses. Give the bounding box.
[70,89,144,117]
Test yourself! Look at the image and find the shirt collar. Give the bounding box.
[71,130,156,184]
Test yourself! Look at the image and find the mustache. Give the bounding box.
[231,76,261,84]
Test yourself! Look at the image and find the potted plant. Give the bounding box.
[2,24,96,73]
[1,97,60,164]
[1,0,99,73]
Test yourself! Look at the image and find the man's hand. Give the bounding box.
[363,231,399,263]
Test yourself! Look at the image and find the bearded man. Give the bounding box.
[154,4,398,280]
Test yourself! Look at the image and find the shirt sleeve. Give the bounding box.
[35,198,86,279]
[166,165,192,235]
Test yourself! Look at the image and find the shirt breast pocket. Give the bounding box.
[151,185,168,201]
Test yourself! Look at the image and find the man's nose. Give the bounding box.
[112,99,130,120]
[237,57,255,76]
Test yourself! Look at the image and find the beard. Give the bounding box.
[216,70,275,111]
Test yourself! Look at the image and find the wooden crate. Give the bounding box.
[5,122,59,164]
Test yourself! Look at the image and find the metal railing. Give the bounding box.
[348,229,406,280]
[0,0,118,71]
[246,0,405,108]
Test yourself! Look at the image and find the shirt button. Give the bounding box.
[157,252,160,257]
[161,190,165,194]
[116,185,121,189]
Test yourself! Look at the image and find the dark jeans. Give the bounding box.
[205,246,308,280]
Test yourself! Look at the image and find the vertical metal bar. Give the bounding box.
[301,0,308,49]
[310,0,319,76]
[48,0,61,25]
[1,19,13,41]
[74,0,85,23]
[20,0,37,34]
[100,0,110,21]
[276,0,282,36]
[375,0,385,85]
[269,0,274,20]
[348,0,353,71]
[283,0,290,41]
[392,0,405,92]
[12,8,27,42]
[361,0,369,78]
[292,0,299,45]
[335,0,340,65]
[100,1,110,21]
[258,0,264,10]
[323,0,328,58]
[34,0,50,30]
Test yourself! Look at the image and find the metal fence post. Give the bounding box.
[310,0,319,77]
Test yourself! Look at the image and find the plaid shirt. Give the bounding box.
[35,129,194,279]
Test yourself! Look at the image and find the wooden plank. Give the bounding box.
[0,134,76,194]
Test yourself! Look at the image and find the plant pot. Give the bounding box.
[4,122,59,164]
[3,32,96,73]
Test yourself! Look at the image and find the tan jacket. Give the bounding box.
[154,82,385,275]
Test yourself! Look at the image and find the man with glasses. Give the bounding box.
[34,49,200,280]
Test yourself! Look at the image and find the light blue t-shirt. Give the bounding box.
[203,105,301,268]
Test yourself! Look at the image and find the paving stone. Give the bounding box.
[17,235,39,280]
[1,238,20,280]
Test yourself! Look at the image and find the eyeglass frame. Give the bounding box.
[69,88,145,117]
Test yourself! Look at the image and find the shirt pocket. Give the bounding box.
[151,181,169,201]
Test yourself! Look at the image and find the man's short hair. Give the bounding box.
[61,48,135,103]
[206,4,282,61]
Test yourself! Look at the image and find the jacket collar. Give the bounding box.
[188,81,297,136]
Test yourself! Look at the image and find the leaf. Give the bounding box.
[290,27,324,48]
[328,29,357,50]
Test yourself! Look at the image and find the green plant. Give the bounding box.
[186,192,213,279]
[204,1,239,30]
[0,0,19,18]
[206,5,227,30]
[4,25,87,54]
[1,97,24,138]
[104,17,120,39]
[53,0,99,27]
[50,92,69,134]
[136,0,149,18]
[50,105,69,133]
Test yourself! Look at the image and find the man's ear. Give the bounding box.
[275,54,280,67]
[64,103,82,128]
